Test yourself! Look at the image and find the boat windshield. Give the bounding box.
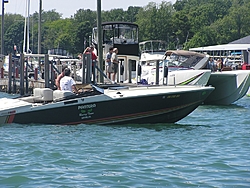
[141,59,168,67]
[166,54,189,67]
[93,23,138,45]
[165,53,204,68]
[139,41,167,53]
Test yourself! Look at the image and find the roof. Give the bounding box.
[229,35,250,44]
[189,44,250,51]
[190,35,250,52]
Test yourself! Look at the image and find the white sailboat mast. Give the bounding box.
[23,0,31,54]
[23,0,27,53]
[27,0,30,53]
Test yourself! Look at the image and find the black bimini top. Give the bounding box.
[101,22,138,27]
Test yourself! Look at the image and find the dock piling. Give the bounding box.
[20,53,25,95]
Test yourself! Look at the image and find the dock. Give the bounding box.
[0,53,81,95]
[0,77,46,93]
[0,53,138,95]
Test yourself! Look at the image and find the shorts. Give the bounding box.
[107,65,113,73]
[112,63,118,73]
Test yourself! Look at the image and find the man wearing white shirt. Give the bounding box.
[60,68,78,93]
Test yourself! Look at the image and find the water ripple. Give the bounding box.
[0,97,250,187]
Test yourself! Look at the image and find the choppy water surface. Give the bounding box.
[0,93,250,187]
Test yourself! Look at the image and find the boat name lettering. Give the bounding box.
[167,95,180,99]
[78,104,96,110]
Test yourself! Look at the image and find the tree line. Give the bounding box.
[1,0,250,57]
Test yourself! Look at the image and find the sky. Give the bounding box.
[2,0,176,18]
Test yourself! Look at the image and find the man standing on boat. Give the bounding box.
[111,48,119,83]
[106,47,113,79]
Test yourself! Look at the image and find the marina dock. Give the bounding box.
[0,77,46,94]
[0,52,106,94]
[0,53,138,95]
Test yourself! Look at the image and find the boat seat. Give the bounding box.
[53,90,75,101]
[33,88,53,102]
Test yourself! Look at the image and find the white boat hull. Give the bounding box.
[140,67,211,86]
[204,70,250,105]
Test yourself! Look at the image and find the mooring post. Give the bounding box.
[81,55,86,84]
[13,59,16,93]
[92,60,96,84]
[44,54,49,88]
[156,60,159,85]
[0,67,3,78]
[15,67,19,78]
[34,68,38,80]
[25,60,29,93]
[128,59,132,83]
[19,53,24,95]
[73,65,76,81]
[136,62,141,85]
[86,53,92,84]
[51,67,55,89]
[8,54,12,94]
[97,0,103,83]
[163,64,168,85]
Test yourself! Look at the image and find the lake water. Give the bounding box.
[0,92,250,187]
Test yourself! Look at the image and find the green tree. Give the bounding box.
[156,1,175,44]
[72,21,92,54]
[0,13,24,54]
[43,18,74,53]
[125,6,141,23]
[184,26,217,49]
[102,9,126,22]
[42,9,62,22]
[73,9,96,27]
[4,21,24,54]
[171,11,190,47]
[136,2,159,41]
